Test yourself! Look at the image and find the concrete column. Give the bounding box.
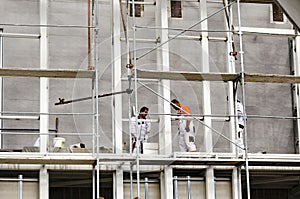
[39,166,49,199]
[200,0,213,152]
[40,0,49,153]
[114,169,123,199]
[112,0,123,154]
[160,166,173,199]
[156,0,172,155]
[232,167,242,199]
[206,167,215,199]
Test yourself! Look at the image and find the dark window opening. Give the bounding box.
[171,0,182,18]
[129,0,144,17]
[272,3,284,22]
[49,171,113,199]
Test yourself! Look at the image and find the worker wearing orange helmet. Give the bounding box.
[171,99,197,152]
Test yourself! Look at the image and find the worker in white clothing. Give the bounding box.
[236,99,245,153]
[171,99,197,152]
[130,106,151,154]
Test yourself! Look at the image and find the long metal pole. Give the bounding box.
[293,33,300,154]
[93,167,95,199]
[88,0,91,69]
[236,0,251,199]
[127,1,134,197]
[130,163,134,199]
[145,177,149,199]
[132,0,141,198]
[0,23,95,29]
[187,176,191,199]
[0,29,3,149]
[18,174,23,199]
[173,176,178,199]
[94,0,100,198]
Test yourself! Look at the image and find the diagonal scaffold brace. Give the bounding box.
[54,89,133,106]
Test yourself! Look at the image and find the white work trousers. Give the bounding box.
[177,119,196,152]
[237,128,244,153]
[179,130,196,152]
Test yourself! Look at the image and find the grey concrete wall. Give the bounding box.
[0,0,295,153]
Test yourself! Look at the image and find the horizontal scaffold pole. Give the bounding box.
[136,69,300,84]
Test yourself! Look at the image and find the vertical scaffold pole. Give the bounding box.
[94,0,100,198]
[173,176,178,199]
[187,176,191,199]
[294,33,300,154]
[125,1,134,196]
[0,29,2,149]
[236,0,251,198]
[132,0,141,198]
[18,174,23,199]
[145,177,149,199]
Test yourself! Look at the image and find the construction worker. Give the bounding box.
[171,99,197,152]
[236,99,245,153]
[130,106,151,154]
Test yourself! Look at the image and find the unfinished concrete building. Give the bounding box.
[0,0,300,198]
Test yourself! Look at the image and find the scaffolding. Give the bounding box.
[0,0,300,199]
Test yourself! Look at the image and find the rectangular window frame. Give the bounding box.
[270,3,286,24]
[171,0,183,19]
[129,0,144,18]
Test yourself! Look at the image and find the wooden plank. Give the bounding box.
[245,73,300,84]
[0,68,95,78]
[240,0,273,3]
[136,69,239,82]
[137,69,300,84]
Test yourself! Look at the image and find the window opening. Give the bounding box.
[271,3,285,23]
[171,0,182,18]
[129,0,144,17]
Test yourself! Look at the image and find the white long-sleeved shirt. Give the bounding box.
[236,101,245,127]
[130,117,151,141]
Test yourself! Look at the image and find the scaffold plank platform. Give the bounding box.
[240,0,273,3]
[0,68,95,78]
[136,69,300,84]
